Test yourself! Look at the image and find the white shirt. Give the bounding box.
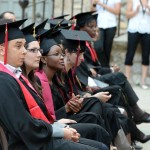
[0,61,22,78]
[0,61,65,138]
[127,0,150,34]
[96,0,121,29]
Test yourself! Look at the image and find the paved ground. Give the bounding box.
[132,85,150,150]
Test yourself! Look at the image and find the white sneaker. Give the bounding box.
[141,84,149,90]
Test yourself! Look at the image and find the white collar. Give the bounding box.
[0,61,22,78]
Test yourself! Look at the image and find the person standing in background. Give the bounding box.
[0,11,16,21]
[91,0,121,67]
[124,0,150,90]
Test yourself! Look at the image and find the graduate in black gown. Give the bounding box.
[36,28,139,150]
[70,11,150,124]
[52,28,150,145]
[21,22,111,149]
[0,19,109,150]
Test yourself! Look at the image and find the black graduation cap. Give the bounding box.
[47,19,71,29]
[0,19,26,44]
[35,19,48,36]
[70,11,98,27]
[38,29,59,56]
[52,14,70,19]
[61,29,93,52]
[0,19,27,64]
[21,23,37,44]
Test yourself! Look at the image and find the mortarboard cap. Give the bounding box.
[35,19,48,36]
[0,19,27,44]
[61,29,93,52]
[52,14,70,19]
[21,23,37,44]
[38,29,59,55]
[47,19,71,29]
[70,11,98,27]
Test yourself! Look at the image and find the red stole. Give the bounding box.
[0,63,50,123]
[86,41,98,62]
[35,70,56,121]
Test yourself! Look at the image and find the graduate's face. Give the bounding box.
[24,41,42,71]
[68,51,84,67]
[7,38,27,68]
[80,20,97,38]
[43,44,65,71]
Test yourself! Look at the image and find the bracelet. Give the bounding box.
[93,4,96,7]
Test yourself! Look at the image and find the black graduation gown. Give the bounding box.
[84,45,111,75]
[96,72,138,107]
[53,71,125,141]
[63,69,144,142]
[50,81,107,129]
[0,72,108,150]
[77,44,138,108]
[21,76,111,148]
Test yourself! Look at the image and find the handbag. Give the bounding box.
[114,128,134,150]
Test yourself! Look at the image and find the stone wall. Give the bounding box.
[111,34,150,85]
[53,0,91,17]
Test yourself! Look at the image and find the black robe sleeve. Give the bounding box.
[0,72,53,149]
[84,46,112,75]
[50,84,67,119]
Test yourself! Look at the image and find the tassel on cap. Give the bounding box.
[71,16,75,30]
[4,23,8,65]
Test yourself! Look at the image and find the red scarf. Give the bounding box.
[86,41,98,62]
[0,64,50,123]
[35,70,56,121]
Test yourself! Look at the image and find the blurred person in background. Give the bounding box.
[0,11,16,21]
[124,0,150,90]
[91,0,121,67]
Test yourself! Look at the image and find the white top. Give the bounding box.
[96,0,121,29]
[128,0,150,34]
[0,61,22,78]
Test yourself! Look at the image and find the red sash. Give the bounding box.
[0,64,50,123]
[86,41,98,62]
[35,70,56,121]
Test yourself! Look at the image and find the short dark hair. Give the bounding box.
[0,11,15,19]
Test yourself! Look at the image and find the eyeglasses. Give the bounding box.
[46,53,65,57]
[26,48,43,54]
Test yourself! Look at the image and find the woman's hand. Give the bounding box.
[63,127,80,142]
[93,91,112,102]
[83,93,92,98]
[90,68,97,77]
[58,119,77,124]
[111,64,120,72]
[68,99,82,113]
[65,94,82,113]
[66,94,83,113]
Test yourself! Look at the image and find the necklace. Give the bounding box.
[103,0,108,10]
[139,0,147,15]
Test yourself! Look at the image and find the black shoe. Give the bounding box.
[135,135,150,143]
[132,143,143,150]
[134,112,150,124]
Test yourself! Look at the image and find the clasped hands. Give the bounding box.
[63,126,80,142]
[65,93,83,113]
